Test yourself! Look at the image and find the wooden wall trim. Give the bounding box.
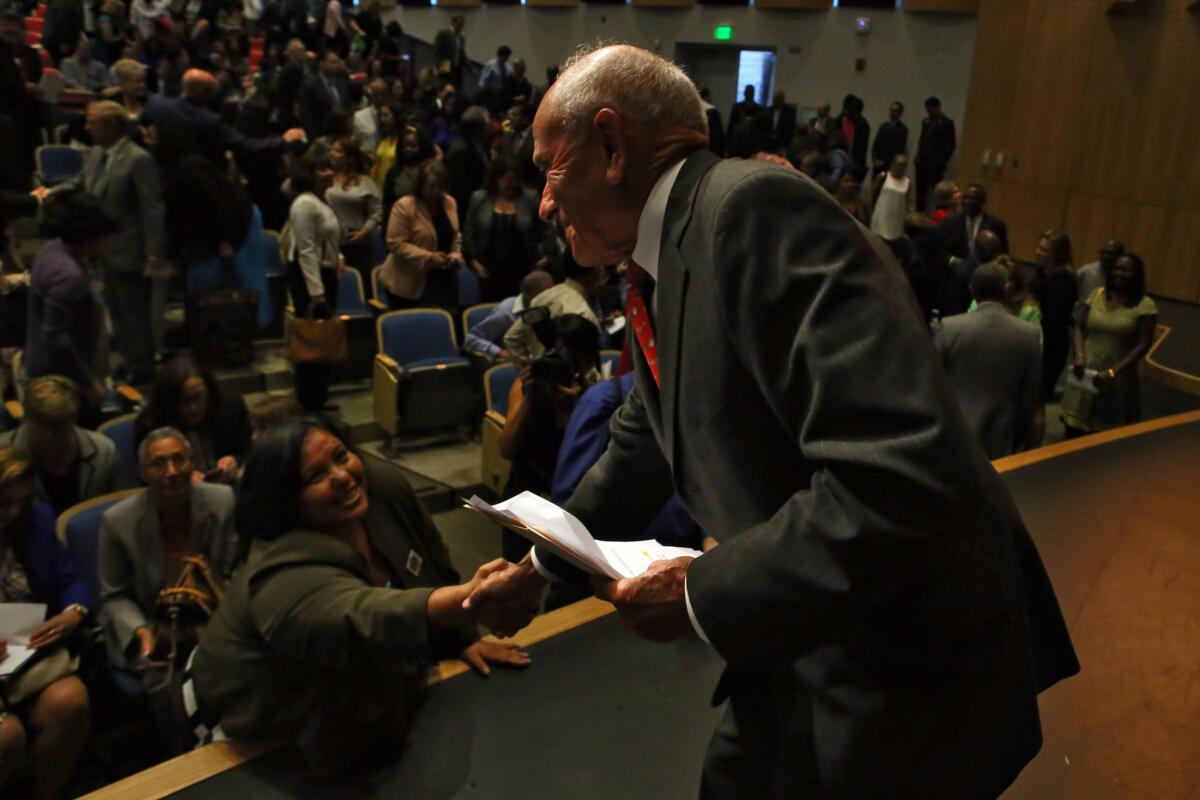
[992,409,1200,473]
[752,0,831,8]
[76,742,280,800]
[903,0,979,13]
[1144,324,1200,397]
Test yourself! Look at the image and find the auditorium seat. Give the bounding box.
[35,145,84,186]
[260,229,288,338]
[56,489,145,697]
[97,413,140,488]
[456,264,482,308]
[332,269,376,382]
[373,309,474,442]
[480,362,517,496]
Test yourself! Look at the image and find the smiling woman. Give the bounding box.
[188,420,531,775]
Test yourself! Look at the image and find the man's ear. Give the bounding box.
[592,108,626,186]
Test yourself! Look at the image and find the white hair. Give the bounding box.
[138,426,192,467]
[551,43,707,139]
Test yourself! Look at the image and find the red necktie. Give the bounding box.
[626,261,660,387]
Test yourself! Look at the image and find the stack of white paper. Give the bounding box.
[0,603,48,677]
[465,493,702,579]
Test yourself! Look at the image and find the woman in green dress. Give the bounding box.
[1062,253,1157,437]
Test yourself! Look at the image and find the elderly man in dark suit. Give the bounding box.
[467,44,1078,798]
[936,263,1044,458]
[141,69,305,163]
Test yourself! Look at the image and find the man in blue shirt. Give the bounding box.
[464,270,553,361]
[552,372,704,550]
[478,45,513,94]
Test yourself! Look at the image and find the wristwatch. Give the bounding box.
[1106,368,1117,380]
[65,603,90,619]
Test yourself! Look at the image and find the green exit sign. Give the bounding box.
[714,25,733,41]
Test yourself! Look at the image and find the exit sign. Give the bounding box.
[714,25,732,41]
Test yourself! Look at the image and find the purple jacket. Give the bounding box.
[24,239,103,389]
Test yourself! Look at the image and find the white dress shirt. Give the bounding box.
[532,157,710,644]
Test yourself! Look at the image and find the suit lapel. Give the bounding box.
[654,149,719,464]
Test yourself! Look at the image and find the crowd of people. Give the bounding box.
[0,2,1166,794]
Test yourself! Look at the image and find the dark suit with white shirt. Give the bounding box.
[536,150,1078,797]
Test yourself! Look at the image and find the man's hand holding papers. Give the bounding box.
[462,493,702,642]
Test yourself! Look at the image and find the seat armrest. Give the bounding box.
[368,298,389,315]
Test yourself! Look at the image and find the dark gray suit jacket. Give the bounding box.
[98,482,238,667]
[548,150,1078,796]
[71,137,165,274]
[936,302,1042,459]
[0,424,124,506]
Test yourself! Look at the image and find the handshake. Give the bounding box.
[451,556,547,638]
[447,552,698,645]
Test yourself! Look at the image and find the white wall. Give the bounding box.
[387,5,977,165]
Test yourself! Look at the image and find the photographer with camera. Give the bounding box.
[498,313,601,562]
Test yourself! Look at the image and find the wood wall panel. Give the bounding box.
[1001,0,1101,189]
[974,180,1068,262]
[962,0,1200,301]
[1074,0,1200,210]
[902,0,978,13]
[1064,194,1200,302]
[957,0,1028,186]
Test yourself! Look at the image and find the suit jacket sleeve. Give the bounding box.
[536,383,676,581]
[131,151,166,259]
[685,168,992,666]
[98,511,149,655]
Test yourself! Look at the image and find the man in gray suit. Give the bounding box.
[98,426,237,752]
[469,45,1078,798]
[75,100,166,384]
[936,263,1044,459]
[0,375,124,513]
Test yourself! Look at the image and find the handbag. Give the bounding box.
[0,647,80,711]
[285,306,348,364]
[150,554,225,679]
[191,256,261,368]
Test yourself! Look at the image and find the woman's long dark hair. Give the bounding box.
[138,357,223,435]
[235,419,357,546]
[164,154,252,259]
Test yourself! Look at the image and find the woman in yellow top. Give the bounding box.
[1062,252,1157,437]
[371,104,402,193]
